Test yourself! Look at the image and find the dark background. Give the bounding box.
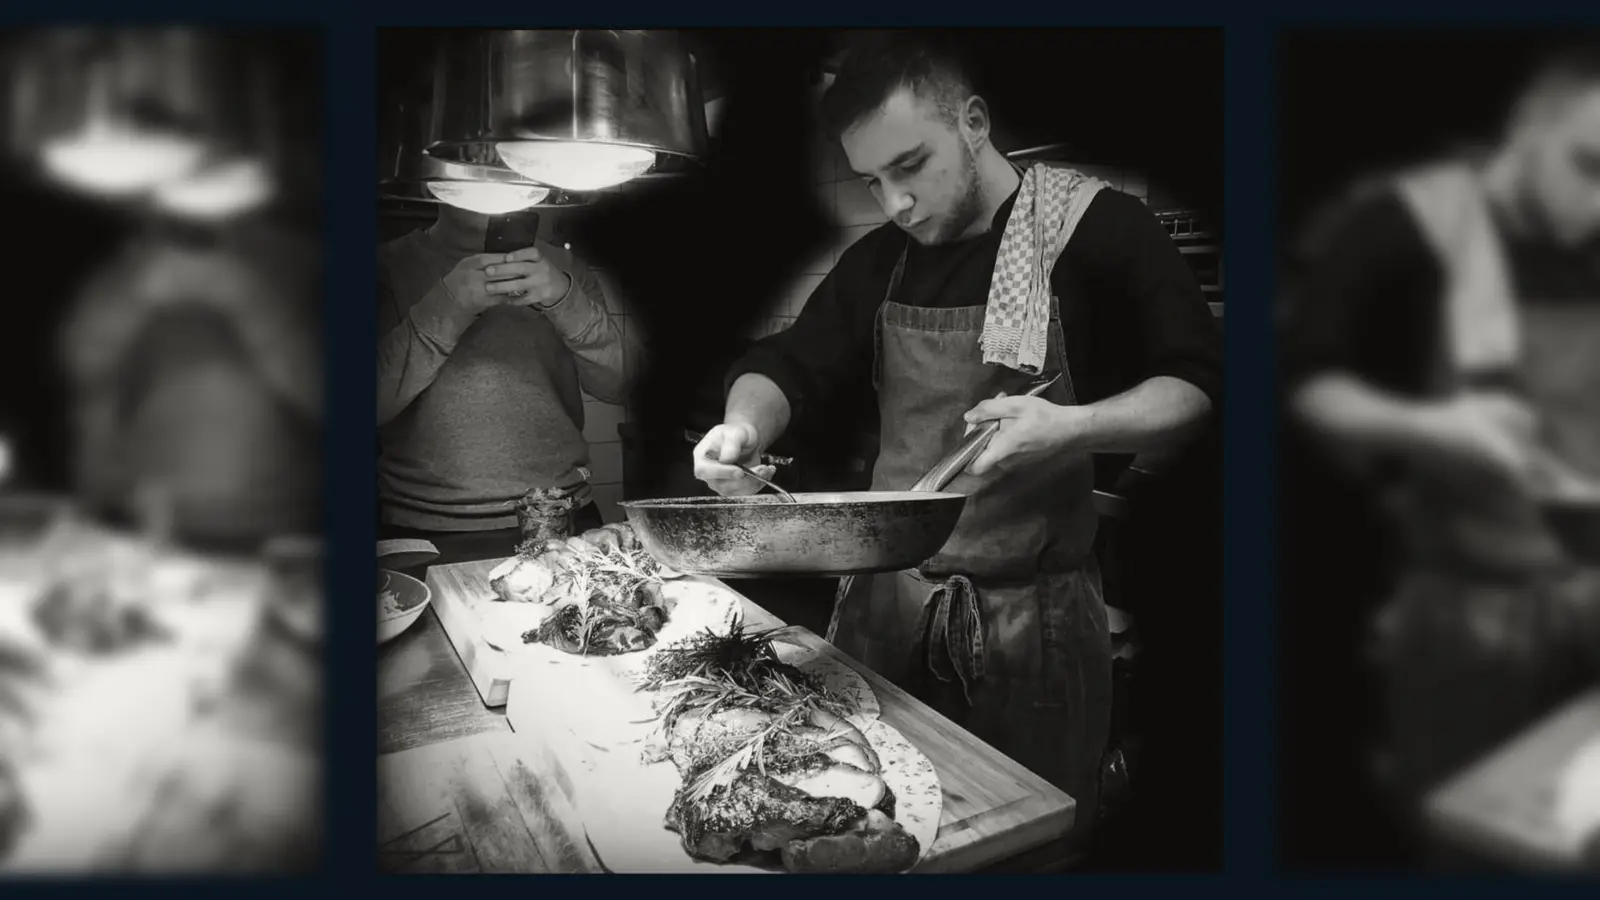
[1277,30,1576,870]
[0,182,123,493]
[1278,30,1569,232]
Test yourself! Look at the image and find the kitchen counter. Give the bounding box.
[377,556,1085,873]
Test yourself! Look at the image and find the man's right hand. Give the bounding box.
[439,254,537,313]
[692,422,775,497]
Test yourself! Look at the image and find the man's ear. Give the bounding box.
[961,95,992,150]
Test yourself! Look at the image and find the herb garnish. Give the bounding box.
[641,623,860,800]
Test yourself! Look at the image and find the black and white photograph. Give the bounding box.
[0,28,323,872]
[1278,31,1600,872]
[376,27,1223,873]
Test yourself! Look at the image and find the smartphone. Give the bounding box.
[484,210,542,255]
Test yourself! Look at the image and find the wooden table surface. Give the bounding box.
[377,565,1080,874]
[379,608,507,756]
[1426,688,1600,871]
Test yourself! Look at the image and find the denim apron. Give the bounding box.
[825,229,1114,835]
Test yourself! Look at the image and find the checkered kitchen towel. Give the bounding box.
[980,164,1108,374]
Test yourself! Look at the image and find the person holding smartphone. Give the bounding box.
[377,204,631,564]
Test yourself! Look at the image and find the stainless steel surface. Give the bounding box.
[378,82,586,208]
[1092,490,1130,520]
[835,374,1061,598]
[909,374,1062,494]
[5,29,277,178]
[1005,142,1074,161]
[423,30,706,177]
[620,491,968,578]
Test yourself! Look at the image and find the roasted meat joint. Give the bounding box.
[377,26,1224,873]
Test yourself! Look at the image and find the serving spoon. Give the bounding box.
[708,453,797,504]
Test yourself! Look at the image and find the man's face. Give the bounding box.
[1521,87,1600,248]
[839,87,985,246]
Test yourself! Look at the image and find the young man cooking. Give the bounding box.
[1282,46,1600,854]
[692,33,1222,840]
[378,204,630,564]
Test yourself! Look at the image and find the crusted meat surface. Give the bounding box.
[664,769,865,863]
[781,810,921,874]
[657,708,916,871]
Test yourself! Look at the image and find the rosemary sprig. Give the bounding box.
[524,538,671,657]
[643,622,860,799]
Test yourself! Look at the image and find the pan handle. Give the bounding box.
[910,374,1062,494]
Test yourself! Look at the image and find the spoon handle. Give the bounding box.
[702,450,798,503]
[733,462,798,504]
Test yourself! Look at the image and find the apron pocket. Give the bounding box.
[1036,568,1113,709]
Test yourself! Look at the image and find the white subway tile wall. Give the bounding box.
[541,146,1154,523]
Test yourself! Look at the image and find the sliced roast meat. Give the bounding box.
[582,528,622,553]
[772,762,888,814]
[780,809,921,874]
[664,707,776,776]
[488,556,555,604]
[664,768,865,864]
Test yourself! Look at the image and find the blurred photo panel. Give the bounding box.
[1279,30,1600,872]
[0,28,322,872]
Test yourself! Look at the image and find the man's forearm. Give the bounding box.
[1289,372,1454,466]
[1064,375,1212,455]
[725,373,793,451]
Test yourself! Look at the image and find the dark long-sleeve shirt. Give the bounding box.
[727,188,1223,442]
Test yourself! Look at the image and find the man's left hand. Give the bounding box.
[484,246,572,308]
[962,396,1085,477]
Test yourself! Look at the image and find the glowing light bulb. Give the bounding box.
[41,123,207,197]
[495,141,654,192]
[153,158,275,221]
[425,181,550,215]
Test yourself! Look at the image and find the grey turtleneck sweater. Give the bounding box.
[377,225,628,532]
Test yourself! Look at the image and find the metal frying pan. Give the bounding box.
[623,375,1060,578]
[620,491,967,578]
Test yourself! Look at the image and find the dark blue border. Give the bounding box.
[2,3,1600,894]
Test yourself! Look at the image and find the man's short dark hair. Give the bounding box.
[819,31,976,140]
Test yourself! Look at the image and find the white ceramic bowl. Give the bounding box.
[378,569,430,645]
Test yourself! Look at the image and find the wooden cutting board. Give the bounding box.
[425,561,516,707]
[467,559,1076,873]
[426,559,738,709]
[377,731,602,874]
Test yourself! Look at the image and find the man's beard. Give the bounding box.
[911,145,985,246]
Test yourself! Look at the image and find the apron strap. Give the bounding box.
[911,573,986,705]
[871,243,911,392]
